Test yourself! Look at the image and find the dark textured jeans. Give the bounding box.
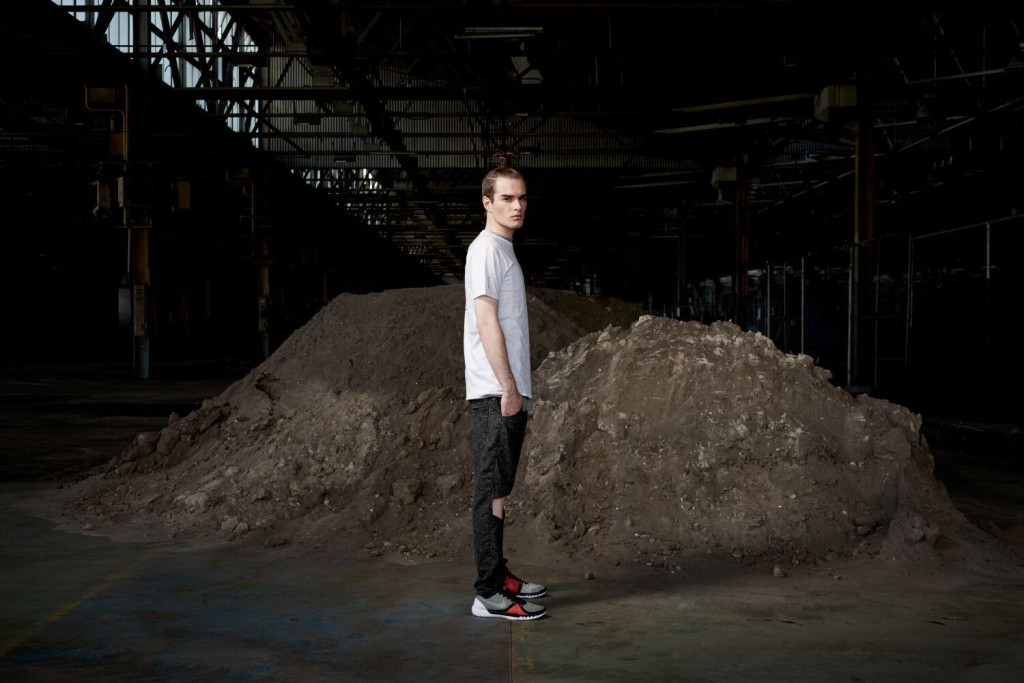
[470,397,528,596]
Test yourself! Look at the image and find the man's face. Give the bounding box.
[483,177,527,234]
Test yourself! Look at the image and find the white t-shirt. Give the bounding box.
[463,229,532,405]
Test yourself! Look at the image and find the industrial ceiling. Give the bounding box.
[3,1,1023,310]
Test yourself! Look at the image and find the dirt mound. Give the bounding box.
[61,286,1012,574]
[65,286,639,556]
[521,317,1003,572]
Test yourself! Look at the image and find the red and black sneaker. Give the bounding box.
[471,591,547,621]
[503,571,547,599]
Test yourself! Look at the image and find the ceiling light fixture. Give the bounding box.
[613,180,696,190]
[673,93,813,114]
[1007,41,1024,70]
[655,117,795,134]
[233,52,267,68]
[293,114,321,127]
[456,26,543,40]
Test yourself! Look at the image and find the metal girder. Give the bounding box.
[169,84,682,100]
[29,0,1024,294]
[58,3,301,11]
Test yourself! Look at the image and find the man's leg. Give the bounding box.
[469,400,545,620]
[470,398,525,596]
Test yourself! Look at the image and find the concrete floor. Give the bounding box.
[2,360,1024,682]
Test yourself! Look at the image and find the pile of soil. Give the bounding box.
[521,317,1003,573]
[60,285,1012,574]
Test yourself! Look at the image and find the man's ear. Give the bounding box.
[481,195,491,212]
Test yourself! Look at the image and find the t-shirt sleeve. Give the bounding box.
[466,240,506,301]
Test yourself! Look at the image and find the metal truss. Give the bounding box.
[56,0,269,138]
[50,1,1024,286]
[55,0,442,267]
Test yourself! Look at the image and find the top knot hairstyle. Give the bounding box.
[481,166,524,200]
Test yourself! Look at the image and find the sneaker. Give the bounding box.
[471,591,547,621]
[503,571,547,599]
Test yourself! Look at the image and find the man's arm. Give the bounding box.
[474,295,523,417]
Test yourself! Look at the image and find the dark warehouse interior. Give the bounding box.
[1,2,1024,680]
[2,1,1022,414]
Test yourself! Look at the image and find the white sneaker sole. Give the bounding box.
[471,597,546,621]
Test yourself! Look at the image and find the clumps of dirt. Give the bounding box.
[518,317,1007,573]
[60,285,1013,575]
[64,285,640,559]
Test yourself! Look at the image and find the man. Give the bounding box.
[463,166,547,621]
